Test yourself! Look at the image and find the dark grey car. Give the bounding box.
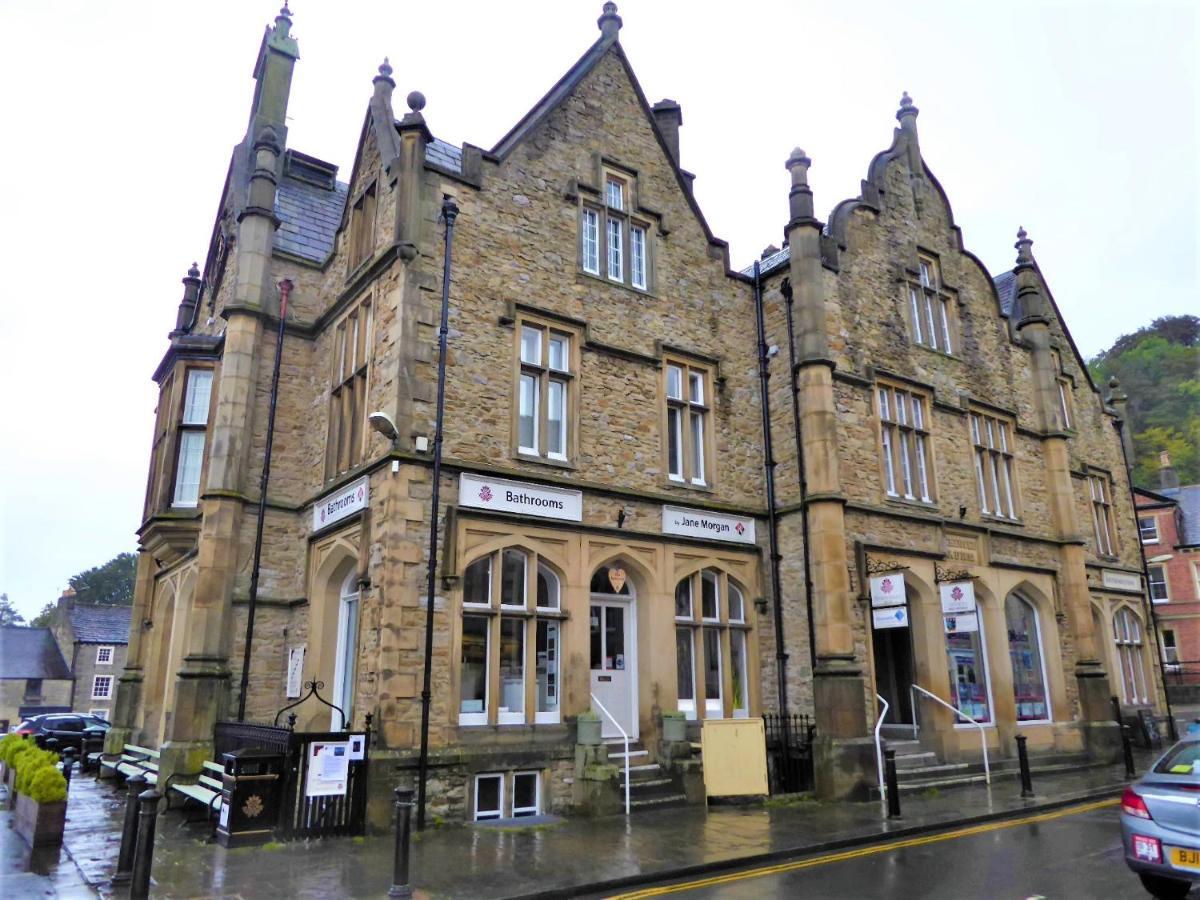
[1121,735,1200,898]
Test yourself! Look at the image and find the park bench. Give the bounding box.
[165,760,225,821]
[100,744,160,785]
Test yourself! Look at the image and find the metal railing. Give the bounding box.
[763,713,816,794]
[874,693,890,814]
[910,684,990,785]
[590,693,629,816]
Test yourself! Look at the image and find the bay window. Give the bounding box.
[172,368,213,507]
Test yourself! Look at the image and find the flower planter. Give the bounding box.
[14,793,67,847]
[576,716,602,746]
[661,715,687,743]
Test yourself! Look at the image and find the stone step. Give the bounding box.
[610,749,649,763]
[627,764,663,782]
[873,758,1106,797]
[893,752,939,770]
[629,793,688,812]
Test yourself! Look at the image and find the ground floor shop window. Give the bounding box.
[676,628,696,719]
[1114,607,1149,705]
[674,569,750,719]
[1006,593,1050,722]
[473,771,541,821]
[460,615,489,725]
[945,620,991,724]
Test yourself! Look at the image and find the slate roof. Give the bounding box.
[274,175,349,262]
[740,246,791,279]
[0,627,72,680]
[69,604,131,645]
[426,138,462,174]
[993,271,1017,317]
[1161,484,1200,546]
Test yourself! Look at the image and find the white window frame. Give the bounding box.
[1089,474,1117,557]
[631,225,647,290]
[702,626,723,717]
[517,322,572,461]
[91,675,113,700]
[497,617,526,726]
[1114,608,1149,705]
[945,610,996,728]
[1139,516,1160,544]
[607,217,623,281]
[1162,629,1179,667]
[582,172,652,291]
[911,259,953,353]
[665,361,711,487]
[331,571,360,730]
[878,384,933,503]
[511,771,541,817]
[458,613,491,726]
[1057,378,1074,430]
[89,708,110,720]
[95,645,114,666]
[971,411,1018,520]
[581,208,600,275]
[1005,593,1053,725]
[1147,565,1169,603]
[474,773,504,822]
[676,627,697,720]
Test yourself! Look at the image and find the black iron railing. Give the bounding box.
[763,712,816,794]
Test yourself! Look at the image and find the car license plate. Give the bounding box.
[1171,848,1200,872]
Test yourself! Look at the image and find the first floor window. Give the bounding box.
[1006,594,1049,722]
[1139,516,1159,544]
[173,430,206,507]
[516,322,573,461]
[326,299,372,478]
[971,411,1018,519]
[24,679,42,699]
[1148,565,1168,603]
[877,384,933,502]
[1162,629,1179,666]
[92,675,113,700]
[1089,474,1117,557]
[1114,608,1149,705]
[665,362,711,485]
[96,645,114,665]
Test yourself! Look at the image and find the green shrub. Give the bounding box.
[27,766,67,804]
[14,747,59,795]
[0,733,31,766]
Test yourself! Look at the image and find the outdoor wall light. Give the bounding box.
[754,596,769,615]
[368,411,400,442]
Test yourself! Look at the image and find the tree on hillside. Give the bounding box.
[1089,315,1200,487]
[69,552,138,607]
[29,604,56,628]
[0,593,25,626]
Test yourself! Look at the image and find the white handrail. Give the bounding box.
[910,684,990,785]
[590,693,630,815]
[874,693,890,815]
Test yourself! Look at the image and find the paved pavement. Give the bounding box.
[0,744,1170,899]
[613,799,1142,899]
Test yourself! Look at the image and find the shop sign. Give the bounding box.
[1102,570,1142,592]
[312,476,369,531]
[870,574,907,608]
[944,612,979,634]
[459,473,582,521]
[873,606,909,630]
[661,506,756,544]
[940,581,976,615]
[305,741,351,798]
[286,645,305,699]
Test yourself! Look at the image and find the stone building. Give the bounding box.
[0,627,72,732]
[1136,454,1200,697]
[46,589,131,721]
[110,4,1165,820]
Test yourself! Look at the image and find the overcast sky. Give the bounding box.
[0,0,1195,620]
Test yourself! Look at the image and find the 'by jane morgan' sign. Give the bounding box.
[312,476,369,531]
[662,506,756,544]
[459,473,582,521]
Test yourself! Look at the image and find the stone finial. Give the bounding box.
[187,261,201,280]
[1015,226,1034,266]
[786,147,811,182]
[896,91,918,121]
[378,58,393,79]
[275,2,293,36]
[1108,375,1127,400]
[786,148,815,225]
[406,91,426,113]
[598,2,622,39]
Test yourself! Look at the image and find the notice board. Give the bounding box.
[701,717,769,797]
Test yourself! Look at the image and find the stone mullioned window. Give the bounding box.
[673,568,750,720]
[1088,472,1118,557]
[907,255,955,354]
[970,410,1019,520]
[172,368,214,508]
[664,359,712,487]
[325,298,372,479]
[580,170,651,291]
[875,382,934,503]
[515,319,577,463]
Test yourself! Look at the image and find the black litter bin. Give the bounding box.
[217,748,284,847]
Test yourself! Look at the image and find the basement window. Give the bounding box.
[474,773,504,821]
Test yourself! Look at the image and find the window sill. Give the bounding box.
[882,495,939,513]
[514,452,577,472]
[913,343,962,362]
[981,514,1024,527]
[663,478,715,495]
[1151,599,1170,605]
[577,270,655,298]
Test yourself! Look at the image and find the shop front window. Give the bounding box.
[1114,607,1149,705]
[1006,593,1050,722]
[674,569,752,720]
[945,615,992,724]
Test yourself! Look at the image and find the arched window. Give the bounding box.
[331,569,360,730]
[1006,593,1050,722]
[1114,608,1149,705]
[459,549,563,726]
[674,568,751,720]
[945,602,992,724]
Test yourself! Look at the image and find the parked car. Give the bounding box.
[14,713,110,752]
[1122,734,1200,898]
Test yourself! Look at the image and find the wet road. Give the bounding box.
[609,799,1157,900]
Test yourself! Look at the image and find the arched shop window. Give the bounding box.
[1113,607,1149,705]
[331,570,360,730]
[459,548,563,726]
[1006,593,1050,722]
[945,609,992,724]
[674,568,750,720]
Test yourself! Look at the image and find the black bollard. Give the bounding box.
[884,749,901,819]
[1015,735,1034,798]
[112,773,147,884]
[388,787,415,898]
[130,789,161,900]
[61,748,76,792]
[1122,724,1137,779]
[45,737,60,755]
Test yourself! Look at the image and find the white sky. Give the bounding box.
[0,0,1196,620]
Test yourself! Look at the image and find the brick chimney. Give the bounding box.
[1160,450,1180,490]
[57,585,76,612]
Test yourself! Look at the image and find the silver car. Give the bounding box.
[1122,734,1200,898]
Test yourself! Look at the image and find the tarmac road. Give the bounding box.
[607,799,1168,900]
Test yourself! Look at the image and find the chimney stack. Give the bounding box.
[652,99,683,166]
[1160,450,1181,491]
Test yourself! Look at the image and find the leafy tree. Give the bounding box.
[69,552,137,607]
[1089,315,1200,486]
[0,593,25,626]
[29,604,56,628]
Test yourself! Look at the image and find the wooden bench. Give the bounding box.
[165,761,225,821]
[101,745,160,785]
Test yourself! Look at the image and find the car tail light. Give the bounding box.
[15,728,33,735]
[1122,786,1153,820]
[1132,834,1162,863]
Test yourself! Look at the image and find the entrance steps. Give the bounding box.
[603,739,688,811]
[871,741,1106,798]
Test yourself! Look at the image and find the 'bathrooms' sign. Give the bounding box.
[662,506,756,544]
[459,473,582,521]
[312,476,369,531]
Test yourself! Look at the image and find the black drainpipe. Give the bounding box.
[754,261,788,714]
[781,278,818,674]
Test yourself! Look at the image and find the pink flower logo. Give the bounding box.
[735,522,745,535]
[951,586,964,601]
[320,508,326,523]
[357,487,364,501]
[479,485,493,502]
[881,578,893,594]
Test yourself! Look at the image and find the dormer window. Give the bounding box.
[580,170,652,291]
[908,256,954,354]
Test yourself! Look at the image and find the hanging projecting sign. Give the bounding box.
[286,646,305,699]
[459,473,582,521]
[873,606,909,630]
[662,506,756,544]
[870,574,907,608]
[312,476,369,531]
[944,612,979,634]
[940,581,976,615]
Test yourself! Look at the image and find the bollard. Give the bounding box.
[112,773,147,884]
[61,748,76,792]
[1015,735,1034,798]
[388,787,415,898]
[130,790,162,900]
[884,749,901,819]
[1121,724,1137,780]
[45,737,60,754]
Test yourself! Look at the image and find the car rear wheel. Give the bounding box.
[1140,873,1193,899]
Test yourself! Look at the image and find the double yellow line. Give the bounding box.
[607,798,1119,898]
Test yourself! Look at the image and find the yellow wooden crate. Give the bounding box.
[701,717,769,797]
